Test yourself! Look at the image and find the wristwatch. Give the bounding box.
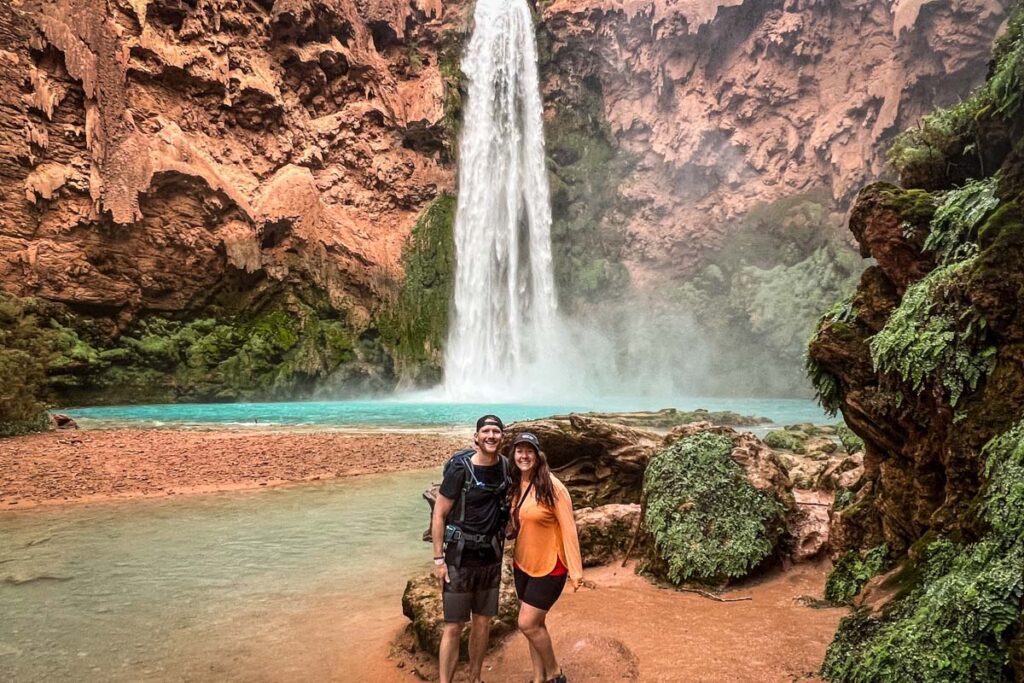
[433,556,445,566]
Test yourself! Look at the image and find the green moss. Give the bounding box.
[0,292,57,435]
[825,545,890,605]
[835,423,865,454]
[833,487,856,511]
[438,31,466,158]
[822,423,1024,682]
[888,5,1024,189]
[869,259,997,405]
[764,430,807,453]
[542,54,633,307]
[378,194,456,383]
[642,432,787,584]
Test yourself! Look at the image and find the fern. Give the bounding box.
[869,260,995,405]
[924,177,1000,264]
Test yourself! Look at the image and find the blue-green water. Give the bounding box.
[63,397,830,430]
[0,470,434,682]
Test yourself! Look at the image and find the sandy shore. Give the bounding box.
[390,562,846,682]
[0,428,466,509]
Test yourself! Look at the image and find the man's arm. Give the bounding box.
[432,493,455,584]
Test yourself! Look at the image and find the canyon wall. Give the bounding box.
[0,0,464,404]
[0,0,1012,406]
[539,0,1010,394]
[806,6,1023,676]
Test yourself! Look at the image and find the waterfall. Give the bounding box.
[443,0,560,401]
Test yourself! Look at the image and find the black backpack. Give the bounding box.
[439,448,511,564]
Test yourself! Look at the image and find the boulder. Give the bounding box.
[401,556,519,659]
[49,413,78,430]
[504,415,663,505]
[790,489,832,562]
[574,503,641,567]
[642,425,795,584]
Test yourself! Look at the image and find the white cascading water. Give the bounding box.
[443,0,561,400]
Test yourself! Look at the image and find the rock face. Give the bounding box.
[540,0,1010,284]
[504,415,664,506]
[0,0,464,400]
[807,12,1024,678]
[0,0,1011,401]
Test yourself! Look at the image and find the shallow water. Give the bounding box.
[0,469,436,682]
[63,397,830,430]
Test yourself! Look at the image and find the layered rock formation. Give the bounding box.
[0,0,463,402]
[806,7,1024,677]
[0,0,1012,404]
[539,0,1011,393]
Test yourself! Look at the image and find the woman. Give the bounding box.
[508,431,584,683]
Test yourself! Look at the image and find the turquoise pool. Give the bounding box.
[62,396,831,430]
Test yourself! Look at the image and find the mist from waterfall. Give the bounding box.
[443,0,561,401]
[440,0,801,403]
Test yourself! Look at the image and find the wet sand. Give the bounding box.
[391,561,846,682]
[0,429,465,509]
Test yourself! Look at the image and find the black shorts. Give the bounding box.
[442,562,502,623]
[514,566,567,611]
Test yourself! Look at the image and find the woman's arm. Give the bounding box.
[552,477,584,585]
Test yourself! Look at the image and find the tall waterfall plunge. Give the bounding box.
[443,0,562,400]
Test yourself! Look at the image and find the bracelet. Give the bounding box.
[433,557,445,566]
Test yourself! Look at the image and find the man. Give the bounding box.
[431,414,511,683]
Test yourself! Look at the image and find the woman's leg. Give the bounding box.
[517,602,559,679]
[525,629,546,683]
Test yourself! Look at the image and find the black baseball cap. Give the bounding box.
[512,432,541,452]
[476,414,505,431]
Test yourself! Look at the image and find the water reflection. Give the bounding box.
[0,469,434,681]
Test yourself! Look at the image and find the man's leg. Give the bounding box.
[467,612,491,682]
[526,637,546,683]
[439,621,464,683]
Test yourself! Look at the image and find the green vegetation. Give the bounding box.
[823,423,1024,681]
[924,177,1001,264]
[835,422,865,454]
[824,545,890,605]
[378,195,456,384]
[643,432,787,584]
[437,30,467,159]
[543,66,631,306]
[0,292,55,436]
[44,292,366,405]
[869,259,997,405]
[888,7,1024,189]
[676,194,863,397]
[806,294,860,415]
[763,430,806,452]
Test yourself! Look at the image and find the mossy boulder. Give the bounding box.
[642,429,791,585]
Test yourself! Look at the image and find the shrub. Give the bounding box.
[924,177,1000,265]
[0,293,55,436]
[643,432,786,584]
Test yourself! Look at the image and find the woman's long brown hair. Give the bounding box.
[509,446,557,508]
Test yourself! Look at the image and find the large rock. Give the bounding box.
[574,503,641,567]
[504,415,663,506]
[642,425,796,584]
[401,556,519,660]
